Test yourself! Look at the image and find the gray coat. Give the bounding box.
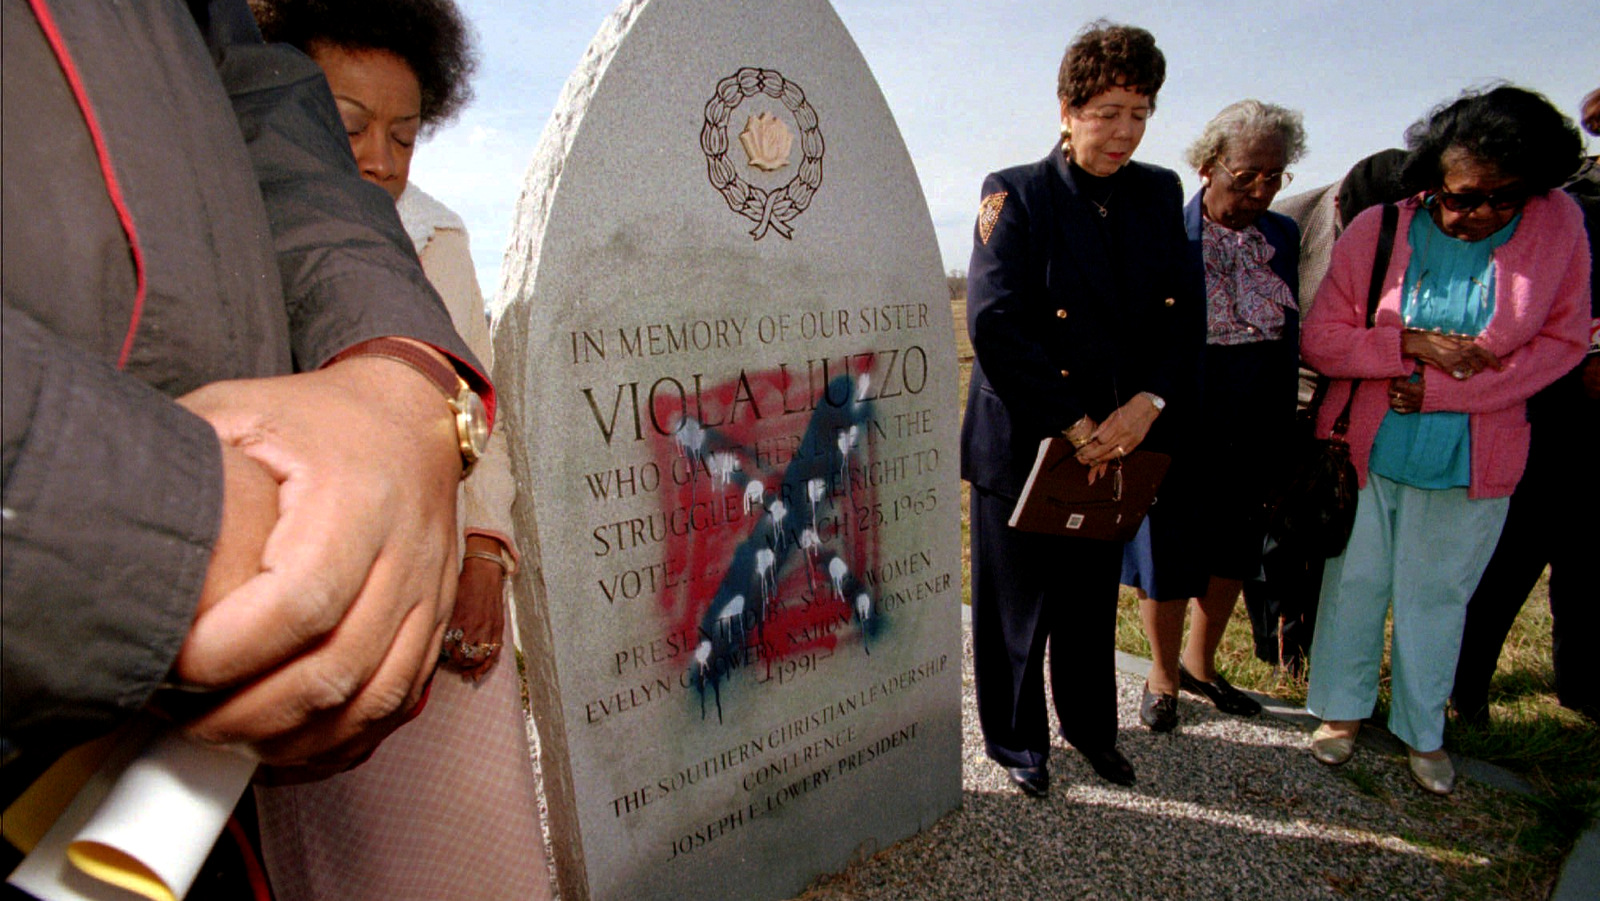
[1,0,480,777]
[1271,181,1341,408]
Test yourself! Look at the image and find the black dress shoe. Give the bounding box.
[1005,764,1050,798]
[1077,745,1136,786]
[1178,664,1262,717]
[1140,682,1179,732]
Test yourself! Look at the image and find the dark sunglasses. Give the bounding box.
[1430,187,1529,213]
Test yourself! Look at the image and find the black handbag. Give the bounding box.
[1266,204,1397,559]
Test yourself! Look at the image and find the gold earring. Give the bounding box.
[1060,123,1072,154]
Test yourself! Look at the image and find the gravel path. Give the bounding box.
[788,625,1539,901]
[525,620,1576,901]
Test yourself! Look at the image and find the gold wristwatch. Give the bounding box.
[331,337,489,478]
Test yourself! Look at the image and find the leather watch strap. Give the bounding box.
[328,336,489,478]
[329,337,462,398]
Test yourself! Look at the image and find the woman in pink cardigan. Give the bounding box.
[1299,87,1589,795]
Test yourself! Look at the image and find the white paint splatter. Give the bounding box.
[720,595,746,645]
[756,547,777,615]
[855,591,874,655]
[676,419,705,458]
[837,425,859,488]
[828,556,848,604]
[807,476,826,524]
[768,499,788,549]
[799,528,821,594]
[837,425,859,458]
[710,451,740,488]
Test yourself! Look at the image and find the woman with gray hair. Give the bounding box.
[1124,100,1308,732]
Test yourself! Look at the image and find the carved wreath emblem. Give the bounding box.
[739,111,793,172]
[701,68,824,240]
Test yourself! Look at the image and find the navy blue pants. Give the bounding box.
[970,486,1122,767]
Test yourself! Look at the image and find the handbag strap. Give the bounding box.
[1325,202,1398,438]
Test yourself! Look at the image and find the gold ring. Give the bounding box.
[456,640,502,661]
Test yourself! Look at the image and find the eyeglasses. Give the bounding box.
[1217,166,1293,191]
[1430,188,1528,213]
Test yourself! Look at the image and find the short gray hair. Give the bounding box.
[1184,99,1308,172]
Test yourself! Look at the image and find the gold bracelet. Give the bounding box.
[464,549,516,576]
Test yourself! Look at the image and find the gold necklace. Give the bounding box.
[1088,188,1114,218]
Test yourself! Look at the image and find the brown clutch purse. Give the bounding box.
[1007,437,1170,541]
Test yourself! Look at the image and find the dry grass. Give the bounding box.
[950,294,1596,897]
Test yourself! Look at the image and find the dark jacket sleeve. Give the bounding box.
[1145,171,1203,416]
[2,310,222,762]
[205,15,494,408]
[0,0,489,771]
[967,170,1089,435]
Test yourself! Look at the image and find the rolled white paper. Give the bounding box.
[8,728,256,901]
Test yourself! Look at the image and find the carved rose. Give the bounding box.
[738,111,793,172]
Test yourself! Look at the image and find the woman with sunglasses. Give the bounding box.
[1452,87,1600,728]
[1299,86,1589,794]
[1123,100,1307,733]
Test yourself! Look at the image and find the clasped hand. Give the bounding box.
[1074,396,1160,483]
[1387,374,1424,414]
[442,536,509,682]
[1401,329,1501,381]
[172,354,462,780]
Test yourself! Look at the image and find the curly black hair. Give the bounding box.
[1581,87,1600,137]
[251,0,477,130]
[1398,85,1584,196]
[1057,20,1166,111]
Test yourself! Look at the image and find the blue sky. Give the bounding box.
[408,0,1599,296]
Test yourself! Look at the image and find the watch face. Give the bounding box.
[457,389,490,460]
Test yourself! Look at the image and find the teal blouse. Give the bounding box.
[1368,210,1519,488]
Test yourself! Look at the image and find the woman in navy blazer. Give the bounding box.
[961,20,1203,797]
[1122,101,1307,733]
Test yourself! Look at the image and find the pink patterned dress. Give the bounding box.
[254,186,552,901]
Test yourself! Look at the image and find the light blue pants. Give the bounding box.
[1306,474,1508,751]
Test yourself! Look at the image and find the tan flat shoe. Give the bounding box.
[1310,723,1357,766]
[1408,751,1456,795]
